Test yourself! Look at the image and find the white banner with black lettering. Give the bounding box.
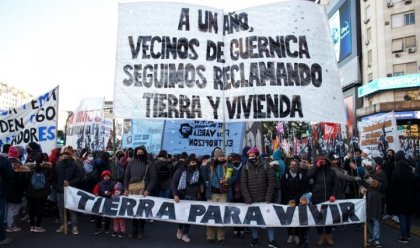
[65,187,365,227]
[113,2,346,123]
[0,87,58,152]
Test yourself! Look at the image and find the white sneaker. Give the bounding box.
[181,235,191,243]
[72,226,79,235]
[392,216,400,224]
[294,236,300,244]
[56,225,65,233]
[287,235,293,244]
[176,229,183,239]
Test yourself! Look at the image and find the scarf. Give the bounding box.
[178,169,200,190]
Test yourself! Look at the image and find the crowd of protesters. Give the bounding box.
[0,142,419,248]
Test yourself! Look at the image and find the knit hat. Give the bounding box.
[101,170,112,179]
[300,192,312,203]
[8,146,19,159]
[213,148,225,159]
[229,153,241,162]
[247,147,260,156]
[114,182,123,191]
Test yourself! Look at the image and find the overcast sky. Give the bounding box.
[0,0,301,112]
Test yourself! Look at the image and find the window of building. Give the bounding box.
[392,11,415,28]
[367,27,371,42]
[368,50,372,65]
[392,38,404,52]
[405,12,415,25]
[406,62,418,74]
[405,36,416,48]
[365,5,371,21]
[392,36,417,52]
[393,62,418,76]
[393,64,405,76]
[368,73,373,82]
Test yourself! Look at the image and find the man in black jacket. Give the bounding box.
[0,152,14,244]
[53,151,82,235]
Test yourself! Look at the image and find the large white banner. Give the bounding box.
[358,112,401,158]
[66,98,112,151]
[113,2,346,123]
[65,187,365,227]
[0,87,58,152]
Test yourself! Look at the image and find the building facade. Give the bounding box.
[358,0,420,154]
[0,83,33,111]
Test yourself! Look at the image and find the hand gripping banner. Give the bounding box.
[65,187,365,227]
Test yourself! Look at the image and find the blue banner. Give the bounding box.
[162,121,245,156]
[121,120,164,154]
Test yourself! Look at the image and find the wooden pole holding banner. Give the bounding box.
[64,192,68,235]
[363,193,367,247]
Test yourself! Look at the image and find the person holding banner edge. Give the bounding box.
[171,154,204,243]
[306,156,338,246]
[123,145,156,240]
[240,147,278,248]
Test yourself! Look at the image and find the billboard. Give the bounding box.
[329,0,352,63]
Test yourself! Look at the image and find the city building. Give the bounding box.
[357,0,420,149]
[0,82,33,111]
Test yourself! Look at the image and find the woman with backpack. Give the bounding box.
[27,153,52,232]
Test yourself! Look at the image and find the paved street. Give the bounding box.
[5,214,420,248]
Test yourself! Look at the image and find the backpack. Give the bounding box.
[158,164,171,181]
[31,172,46,190]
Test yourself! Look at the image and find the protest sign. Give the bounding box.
[65,186,365,227]
[0,87,58,152]
[113,2,346,123]
[162,120,245,155]
[66,98,112,151]
[121,120,164,154]
[358,112,401,158]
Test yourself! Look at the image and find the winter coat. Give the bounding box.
[359,169,387,220]
[53,159,83,193]
[388,160,416,215]
[202,161,229,199]
[306,165,338,204]
[280,169,307,205]
[240,160,275,204]
[155,158,173,191]
[93,180,115,198]
[6,159,28,203]
[171,165,203,200]
[0,156,13,198]
[26,162,52,199]
[331,166,357,199]
[123,147,157,194]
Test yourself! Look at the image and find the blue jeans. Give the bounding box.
[159,189,171,198]
[398,214,412,238]
[0,197,6,241]
[368,218,381,240]
[251,227,275,242]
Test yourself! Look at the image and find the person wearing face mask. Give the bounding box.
[123,146,156,240]
[382,149,395,219]
[280,159,308,245]
[53,151,82,235]
[240,147,278,248]
[204,148,229,243]
[171,154,204,243]
[26,153,52,233]
[306,156,338,246]
[330,154,359,200]
[359,157,387,248]
[226,153,244,238]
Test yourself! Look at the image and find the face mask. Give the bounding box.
[248,157,257,164]
[108,151,113,156]
[233,161,241,167]
[387,155,394,160]
[87,157,94,161]
[136,153,146,159]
